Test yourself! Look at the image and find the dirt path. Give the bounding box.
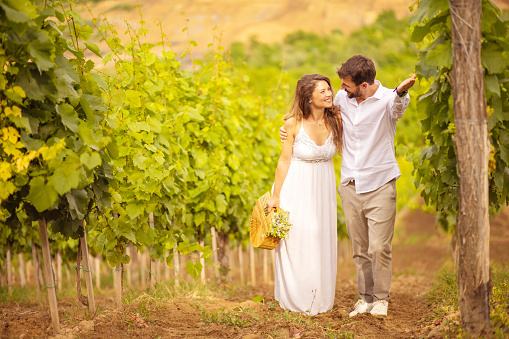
[2,205,507,338]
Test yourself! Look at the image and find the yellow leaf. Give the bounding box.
[15,151,38,172]
[13,86,26,98]
[1,140,22,157]
[39,139,65,161]
[4,106,22,117]
[0,180,15,200]
[0,162,12,181]
[2,127,20,143]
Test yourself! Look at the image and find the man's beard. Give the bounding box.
[346,89,361,98]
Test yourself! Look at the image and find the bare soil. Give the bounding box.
[1,204,507,339]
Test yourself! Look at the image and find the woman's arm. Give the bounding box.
[266,118,297,211]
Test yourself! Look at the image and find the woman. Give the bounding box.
[266,74,342,315]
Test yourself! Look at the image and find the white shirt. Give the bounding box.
[334,80,410,194]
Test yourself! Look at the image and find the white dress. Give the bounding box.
[274,124,338,316]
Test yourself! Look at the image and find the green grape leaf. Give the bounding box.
[188,181,211,199]
[499,130,509,164]
[15,69,57,101]
[484,75,500,98]
[84,42,101,58]
[8,115,32,133]
[65,189,89,220]
[49,165,80,195]
[215,194,228,213]
[0,3,30,23]
[186,260,202,278]
[27,28,55,72]
[106,250,122,267]
[117,219,136,243]
[56,103,79,133]
[94,231,108,252]
[481,46,508,74]
[90,73,108,92]
[26,176,58,212]
[80,152,101,170]
[126,90,142,108]
[425,43,452,68]
[83,94,108,111]
[135,227,150,246]
[194,211,205,226]
[126,202,145,220]
[186,107,204,122]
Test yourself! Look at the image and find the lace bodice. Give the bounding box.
[292,125,336,163]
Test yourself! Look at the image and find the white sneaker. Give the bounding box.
[348,299,373,317]
[370,300,388,316]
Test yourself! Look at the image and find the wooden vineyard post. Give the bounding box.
[31,246,40,291]
[228,247,235,281]
[113,212,122,308]
[94,255,101,290]
[165,251,170,281]
[26,260,31,285]
[199,238,205,283]
[211,227,219,279]
[56,250,62,292]
[19,253,26,287]
[126,245,132,286]
[140,250,147,288]
[130,243,139,288]
[238,244,245,285]
[64,263,71,284]
[173,243,180,288]
[148,212,156,289]
[155,259,161,280]
[80,221,96,316]
[38,218,60,334]
[114,263,122,309]
[37,248,44,287]
[450,0,491,336]
[249,245,256,286]
[6,246,12,295]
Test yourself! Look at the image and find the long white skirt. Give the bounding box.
[274,159,337,316]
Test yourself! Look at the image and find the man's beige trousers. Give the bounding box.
[338,180,396,303]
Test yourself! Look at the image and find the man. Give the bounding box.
[280,55,416,317]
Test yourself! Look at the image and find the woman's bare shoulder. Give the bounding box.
[283,117,298,133]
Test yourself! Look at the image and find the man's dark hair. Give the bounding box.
[336,55,376,86]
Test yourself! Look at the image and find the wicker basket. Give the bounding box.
[250,192,281,250]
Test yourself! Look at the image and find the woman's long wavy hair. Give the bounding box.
[284,74,342,153]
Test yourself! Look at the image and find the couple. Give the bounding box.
[266,55,416,317]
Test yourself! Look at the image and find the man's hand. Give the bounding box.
[279,126,288,143]
[396,74,417,93]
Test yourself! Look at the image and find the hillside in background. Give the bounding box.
[86,0,509,55]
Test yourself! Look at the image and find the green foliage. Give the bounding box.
[1,3,431,277]
[80,6,285,268]
[409,0,509,231]
[0,0,112,262]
